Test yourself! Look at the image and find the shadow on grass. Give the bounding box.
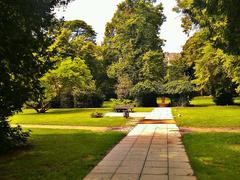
[0,129,125,179]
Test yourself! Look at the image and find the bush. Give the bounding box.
[213,92,234,105]
[0,120,31,154]
[164,80,195,107]
[110,98,134,107]
[91,112,104,118]
[75,91,104,108]
[131,80,163,107]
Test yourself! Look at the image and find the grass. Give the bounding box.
[9,106,153,127]
[173,96,240,127]
[183,132,240,180]
[10,108,128,127]
[0,128,125,180]
[173,106,240,127]
[173,96,240,179]
[190,96,215,106]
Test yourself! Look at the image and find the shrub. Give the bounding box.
[163,80,195,107]
[110,98,134,107]
[0,120,31,154]
[131,80,163,107]
[91,112,104,118]
[213,92,234,105]
[75,91,104,108]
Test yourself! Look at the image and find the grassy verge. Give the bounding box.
[173,106,240,127]
[9,107,154,127]
[0,128,125,180]
[190,96,215,106]
[183,132,240,180]
[10,108,128,127]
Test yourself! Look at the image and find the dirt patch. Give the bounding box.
[180,127,240,134]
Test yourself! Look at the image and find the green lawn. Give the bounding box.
[190,96,215,106]
[183,132,240,180]
[0,128,125,180]
[10,108,127,127]
[10,107,153,127]
[190,96,240,107]
[173,106,240,127]
[173,96,240,127]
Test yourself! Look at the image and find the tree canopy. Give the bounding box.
[175,0,240,95]
[103,0,166,106]
[0,0,72,153]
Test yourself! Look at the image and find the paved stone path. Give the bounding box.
[105,107,173,120]
[145,108,173,120]
[84,123,196,180]
[105,112,150,118]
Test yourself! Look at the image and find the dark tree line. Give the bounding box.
[0,0,71,153]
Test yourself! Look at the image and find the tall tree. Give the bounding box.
[103,0,166,106]
[0,0,71,152]
[49,20,106,93]
[175,0,240,94]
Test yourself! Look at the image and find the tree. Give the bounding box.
[175,0,240,95]
[0,0,71,153]
[28,57,95,112]
[193,42,236,105]
[163,80,195,107]
[131,80,163,107]
[49,20,107,97]
[104,0,166,106]
[115,75,133,99]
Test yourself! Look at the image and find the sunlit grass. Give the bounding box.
[173,96,240,127]
[0,128,125,179]
[183,132,240,180]
[190,96,215,106]
[173,106,240,127]
[10,108,127,127]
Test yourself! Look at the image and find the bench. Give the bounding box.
[114,105,134,112]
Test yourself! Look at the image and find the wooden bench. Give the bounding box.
[114,105,134,112]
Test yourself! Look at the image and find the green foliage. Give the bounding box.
[43,57,95,108]
[104,0,166,105]
[176,0,240,95]
[192,42,236,105]
[131,80,163,107]
[164,80,195,106]
[75,91,104,108]
[0,0,70,152]
[49,20,106,91]
[141,51,165,81]
[0,121,30,154]
[28,57,95,111]
[115,75,133,99]
[177,29,236,105]
[110,98,134,107]
[165,51,195,107]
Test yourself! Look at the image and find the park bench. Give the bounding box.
[114,105,134,112]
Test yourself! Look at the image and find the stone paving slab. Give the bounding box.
[105,112,150,118]
[84,123,196,180]
[145,108,173,120]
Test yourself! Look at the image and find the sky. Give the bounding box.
[55,0,189,53]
